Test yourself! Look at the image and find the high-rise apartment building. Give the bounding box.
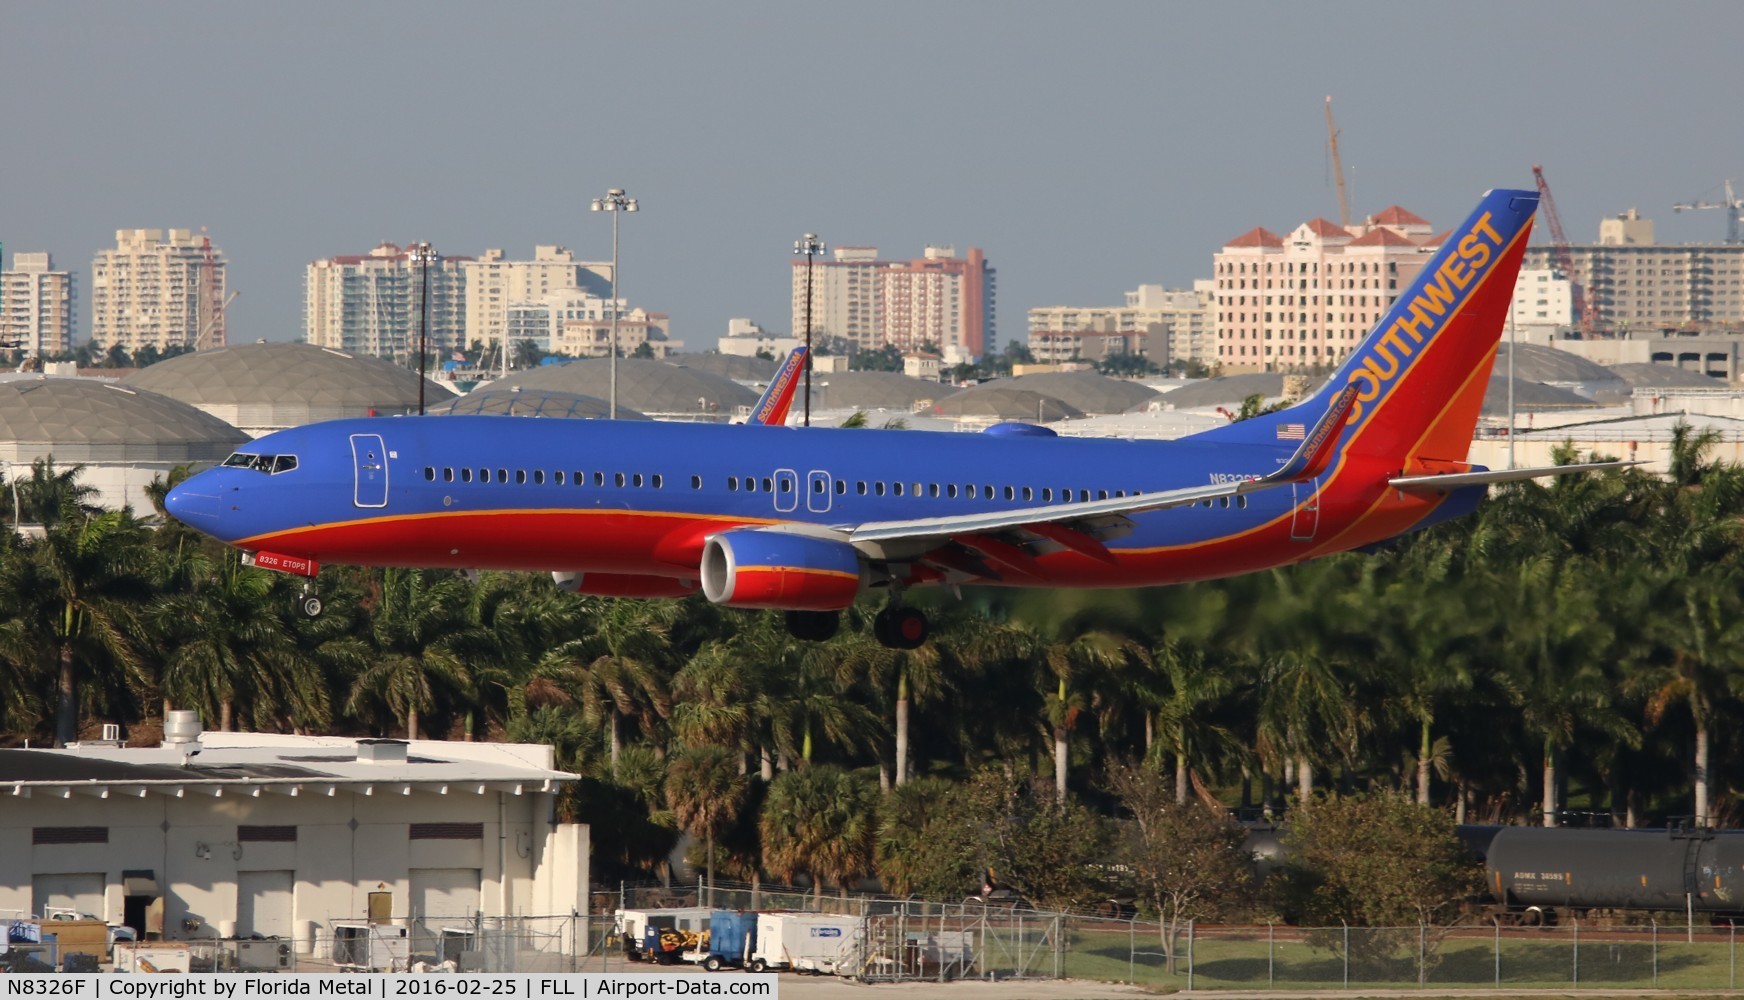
[1027,282,1216,369]
[1,252,75,357]
[463,246,611,358]
[304,244,468,361]
[1213,207,1437,373]
[90,229,227,354]
[1522,211,1744,332]
[504,288,678,359]
[792,245,995,362]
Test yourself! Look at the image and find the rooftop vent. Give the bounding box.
[162,710,203,765]
[357,739,408,764]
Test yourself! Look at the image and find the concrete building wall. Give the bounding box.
[463,247,611,361]
[0,788,584,949]
[1,252,75,357]
[1214,211,1435,373]
[1523,242,1744,332]
[90,230,226,354]
[794,246,993,362]
[304,246,467,361]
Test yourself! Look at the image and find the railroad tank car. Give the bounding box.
[1485,827,1744,915]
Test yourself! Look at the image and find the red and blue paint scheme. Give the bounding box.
[740,346,808,427]
[166,189,1614,647]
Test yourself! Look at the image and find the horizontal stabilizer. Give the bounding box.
[1388,461,1635,493]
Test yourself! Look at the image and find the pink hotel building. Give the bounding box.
[1214,206,1443,373]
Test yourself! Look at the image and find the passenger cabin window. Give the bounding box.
[633,474,644,488]
[653,474,664,489]
[615,473,626,487]
[424,467,435,481]
[728,476,739,491]
[594,472,606,487]
[443,468,454,483]
[497,469,509,484]
[461,468,473,483]
[555,471,565,485]
[692,475,703,489]
[516,470,527,484]
[534,470,546,485]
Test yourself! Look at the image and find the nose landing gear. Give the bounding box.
[299,582,323,618]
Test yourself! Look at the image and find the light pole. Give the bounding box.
[408,242,438,415]
[591,188,638,419]
[793,233,825,426]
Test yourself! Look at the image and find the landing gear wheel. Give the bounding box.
[301,595,323,618]
[784,609,840,642]
[874,606,928,650]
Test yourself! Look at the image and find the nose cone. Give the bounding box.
[164,477,218,529]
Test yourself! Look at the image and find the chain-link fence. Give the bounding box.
[1087,920,1744,992]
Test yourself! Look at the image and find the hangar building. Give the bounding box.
[0,723,585,962]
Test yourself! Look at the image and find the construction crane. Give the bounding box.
[1531,164,1597,334]
[1324,96,1351,228]
[1673,179,1743,244]
[196,227,226,350]
[195,291,238,352]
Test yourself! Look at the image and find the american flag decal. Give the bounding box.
[1276,423,1306,441]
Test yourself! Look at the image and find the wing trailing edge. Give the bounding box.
[849,384,1359,546]
[1388,460,1636,493]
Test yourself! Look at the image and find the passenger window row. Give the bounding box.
[423,466,675,490]
[417,465,1195,509]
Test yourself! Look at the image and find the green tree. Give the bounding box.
[344,568,477,739]
[0,510,155,745]
[1107,759,1254,974]
[535,597,678,773]
[1278,794,1479,977]
[665,744,748,904]
[761,765,877,898]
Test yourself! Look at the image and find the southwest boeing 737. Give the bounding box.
[166,188,1614,648]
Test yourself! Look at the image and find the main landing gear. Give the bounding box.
[873,605,928,650]
[781,606,929,649]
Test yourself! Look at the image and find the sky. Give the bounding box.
[4,2,1741,355]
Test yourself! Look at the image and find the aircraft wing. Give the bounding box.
[849,385,1358,548]
[1388,460,1634,493]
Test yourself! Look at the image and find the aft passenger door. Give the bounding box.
[351,433,388,508]
[807,470,833,514]
[1290,478,1319,541]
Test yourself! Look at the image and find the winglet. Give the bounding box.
[744,346,809,426]
[1267,384,1358,483]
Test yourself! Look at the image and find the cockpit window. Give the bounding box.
[221,452,298,474]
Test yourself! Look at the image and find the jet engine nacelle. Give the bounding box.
[700,528,866,610]
[552,571,698,599]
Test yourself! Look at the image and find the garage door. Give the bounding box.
[410,868,480,923]
[33,873,104,919]
[238,870,294,938]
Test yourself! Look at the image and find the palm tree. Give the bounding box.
[761,765,877,898]
[152,549,310,731]
[535,597,677,772]
[1151,637,1241,804]
[0,509,156,745]
[16,458,102,527]
[345,568,476,739]
[665,745,748,904]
